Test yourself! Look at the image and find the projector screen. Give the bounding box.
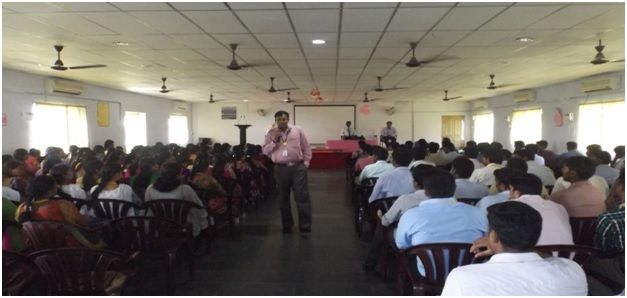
[293,105,356,145]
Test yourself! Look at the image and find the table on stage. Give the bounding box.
[325,139,379,153]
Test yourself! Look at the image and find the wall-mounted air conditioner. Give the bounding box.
[472,99,488,110]
[580,77,618,93]
[513,90,535,103]
[47,78,83,95]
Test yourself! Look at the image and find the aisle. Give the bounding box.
[178,169,396,295]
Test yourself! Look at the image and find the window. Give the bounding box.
[168,114,189,145]
[473,113,494,143]
[510,108,542,148]
[577,101,625,152]
[124,111,147,151]
[31,103,88,152]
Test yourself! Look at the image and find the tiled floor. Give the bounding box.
[150,169,397,295]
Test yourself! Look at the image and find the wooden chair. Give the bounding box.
[29,247,137,295]
[398,243,480,295]
[111,216,194,295]
[534,245,599,268]
[456,198,481,206]
[2,251,38,295]
[569,217,598,247]
[92,199,141,220]
[355,177,377,237]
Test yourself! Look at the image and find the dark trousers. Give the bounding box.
[274,163,312,229]
[365,224,385,266]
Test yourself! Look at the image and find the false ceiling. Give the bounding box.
[2,2,625,104]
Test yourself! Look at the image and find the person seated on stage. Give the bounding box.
[442,201,587,296]
[379,121,397,147]
[357,146,393,184]
[452,157,489,200]
[368,146,414,203]
[341,121,358,140]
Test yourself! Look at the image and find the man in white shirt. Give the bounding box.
[515,148,556,186]
[463,146,485,170]
[469,147,504,186]
[408,147,435,169]
[341,121,357,139]
[357,146,394,184]
[452,157,488,199]
[442,201,587,296]
[525,143,546,166]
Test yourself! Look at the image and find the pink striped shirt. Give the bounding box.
[262,126,312,164]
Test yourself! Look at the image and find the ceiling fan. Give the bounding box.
[405,42,430,68]
[50,45,106,71]
[442,90,462,101]
[268,77,298,93]
[226,43,249,70]
[374,76,407,92]
[159,77,170,93]
[486,74,515,90]
[283,91,301,103]
[208,93,226,103]
[590,39,624,65]
[363,92,383,103]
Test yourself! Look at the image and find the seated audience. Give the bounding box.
[2,164,20,203]
[513,140,525,151]
[463,146,484,170]
[509,174,573,245]
[368,147,414,203]
[451,157,488,199]
[514,148,556,186]
[476,168,515,212]
[2,197,24,252]
[587,168,624,295]
[395,169,487,274]
[381,165,435,227]
[90,163,142,206]
[145,162,208,238]
[525,143,545,166]
[442,201,587,295]
[586,144,603,159]
[612,145,624,169]
[49,164,86,200]
[469,147,504,186]
[424,142,448,166]
[357,146,393,184]
[536,140,559,170]
[558,141,584,166]
[407,146,435,169]
[5,160,28,197]
[354,145,374,172]
[550,156,605,217]
[130,157,159,200]
[590,150,620,185]
[441,142,460,163]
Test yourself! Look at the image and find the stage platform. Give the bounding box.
[309,149,352,169]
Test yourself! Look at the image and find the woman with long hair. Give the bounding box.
[90,163,141,206]
[130,157,158,200]
[145,162,208,238]
[79,159,104,194]
[49,163,87,200]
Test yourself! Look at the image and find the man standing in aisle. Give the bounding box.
[263,111,313,234]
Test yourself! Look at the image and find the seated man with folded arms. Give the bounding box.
[550,156,606,217]
[441,201,587,296]
[476,168,516,212]
[395,169,488,275]
[368,147,414,203]
[587,168,625,295]
[452,157,488,200]
[356,146,394,185]
[363,165,435,272]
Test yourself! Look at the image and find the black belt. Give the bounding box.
[275,161,303,167]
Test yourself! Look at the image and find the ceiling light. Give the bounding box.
[112,41,129,46]
[243,99,249,102]
[312,39,326,45]
[516,37,534,43]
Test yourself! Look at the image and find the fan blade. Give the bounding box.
[448,96,462,100]
[382,87,408,91]
[276,87,299,92]
[50,65,68,71]
[495,83,517,89]
[68,64,107,70]
[611,59,624,63]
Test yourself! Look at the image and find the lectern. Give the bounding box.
[235,124,252,146]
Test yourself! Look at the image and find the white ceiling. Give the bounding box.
[2,2,625,104]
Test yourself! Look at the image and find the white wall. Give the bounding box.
[470,71,625,153]
[2,68,191,154]
[191,99,471,146]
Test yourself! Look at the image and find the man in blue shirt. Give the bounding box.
[368,147,414,203]
[476,168,516,212]
[452,157,489,199]
[395,169,488,274]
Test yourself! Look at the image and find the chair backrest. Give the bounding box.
[50,197,90,211]
[29,247,129,295]
[456,198,481,206]
[534,245,599,267]
[3,250,36,295]
[111,216,182,253]
[369,196,398,223]
[144,199,201,227]
[21,220,88,251]
[403,243,479,295]
[569,217,597,247]
[360,178,378,198]
[92,199,140,220]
